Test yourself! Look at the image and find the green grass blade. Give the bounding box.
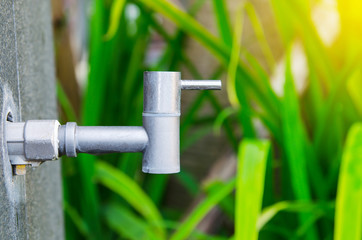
[84,0,108,125]
[269,0,295,44]
[95,161,166,239]
[212,0,232,46]
[283,48,311,200]
[228,4,256,138]
[282,48,318,240]
[213,107,238,135]
[188,0,208,16]
[241,51,281,142]
[271,0,335,88]
[334,123,362,240]
[170,178,236,240]
[204,180,235,221]
[235,139,270,240]
[72,1,107,237]
[180,91,208,137]
[227,3,243,108]
[103,0,127,40]
[305,63,323,128]
[180,125,214,153]
[244,2,275,70]
[313,61,360,159]
[295,211,325,239]
[347,68,362,116]
[176,171,199,196]
[56,81,77,122]
[104,203,159,240]
[63,201,90,237]
[136,0,229,62]
[258,201,334,230]
[143,174,169,207]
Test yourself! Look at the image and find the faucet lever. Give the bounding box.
[181,80,222,90]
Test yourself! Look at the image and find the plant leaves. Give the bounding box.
[170,178,236,240]
[104,203,159,240]
[334,123,362,240]
[104,0,127,41]
[235,139,270,240]
[95,161,166,239]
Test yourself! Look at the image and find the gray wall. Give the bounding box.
[0,0,63,239]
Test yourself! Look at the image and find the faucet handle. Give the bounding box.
[181,80,222,90]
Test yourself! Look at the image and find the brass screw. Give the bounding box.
[13,165,26,175]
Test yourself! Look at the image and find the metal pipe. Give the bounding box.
[76,126,148,153]
[181,80,222,90]
[58,123,148,157]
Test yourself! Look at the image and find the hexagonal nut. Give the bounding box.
[24,120,60,160]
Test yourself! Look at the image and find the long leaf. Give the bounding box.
[212,0,232,46]
[334,123,362,240]
[170,178,236,240]
[235,139,270,240]
[258,201,334,230]
[73,0,108,237]
[282,47,318,240]
[57,81,78,122]
[227,3,243,108]
[104,0,127,40]
[104,203,159,240]
[95,161,166,239]
[244,2,275,70]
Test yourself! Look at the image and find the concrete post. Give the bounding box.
[0,0,63,239]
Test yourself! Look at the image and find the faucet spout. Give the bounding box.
[142,71,221,174]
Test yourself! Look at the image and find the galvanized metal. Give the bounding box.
[6,120,60,167]
[142,73,221,173]
[142,71,182,173]
[143,115,180,173]
[5,122,25,156]
[143,71,181,114]
[24,120,60,160]
[58,124,148,156]
[181,80,222,90]
[5,71,221,175]
[61,122,77,157]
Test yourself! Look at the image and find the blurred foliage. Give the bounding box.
[57,0,362,239]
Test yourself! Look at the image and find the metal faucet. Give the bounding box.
[5,71,221,175]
